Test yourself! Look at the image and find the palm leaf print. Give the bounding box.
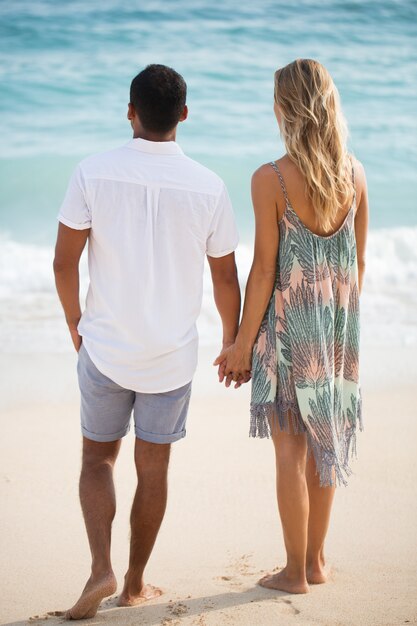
[251,355,272,404]
[277,362,297,413]
[345,284,360,382]
[333,287,347,378]
[251,294,277,406]
[307,387,353,486]
[307,386,340,451]
[329,229,356,284]
[277,220,294,291]
[290,217,330,284]
[279,281,334,389]
[343,392,363,458]
[346,391,362,430]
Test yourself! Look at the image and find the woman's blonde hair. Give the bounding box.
[274,59,354,232]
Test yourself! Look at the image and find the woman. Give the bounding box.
[215,59,368,594]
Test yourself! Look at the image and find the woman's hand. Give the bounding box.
[213,342,252,388]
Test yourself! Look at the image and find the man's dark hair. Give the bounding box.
[130,64,187,134]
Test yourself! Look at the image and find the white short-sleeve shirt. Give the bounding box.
[58,138,239,392]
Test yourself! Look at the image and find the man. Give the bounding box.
[53,64,240,619]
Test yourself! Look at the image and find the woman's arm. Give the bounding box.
[353,159,369,294]
[214,164,280,385]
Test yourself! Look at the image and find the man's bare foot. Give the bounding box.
[117,583,163,607]
[65,572,117,620]
[258,567,309,594]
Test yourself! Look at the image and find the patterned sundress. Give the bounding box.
[250,159,363,487]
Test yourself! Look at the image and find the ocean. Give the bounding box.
[0,0,416,353]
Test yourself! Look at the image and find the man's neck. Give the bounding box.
[133,129,177,143]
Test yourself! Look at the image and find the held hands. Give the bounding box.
[213,341,252,389]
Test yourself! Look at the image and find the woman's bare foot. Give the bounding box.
[306,555,329,584]
[306,565,327,584]
[117,583,163,607]
[258,567,309,594]
[65,571,117,620]
[306,559,329,585]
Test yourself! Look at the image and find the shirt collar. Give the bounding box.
[126,137,184,155]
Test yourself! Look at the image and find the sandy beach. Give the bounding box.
[1,344,416,626]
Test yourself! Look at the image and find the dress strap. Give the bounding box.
[349,155,355,184]
[269,161,291,207]
[349,155,357,205]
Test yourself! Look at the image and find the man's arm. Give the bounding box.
[53,222,90,352]
[207,252,241,349]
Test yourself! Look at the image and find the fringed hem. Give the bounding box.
[250,400,306,438]
[250,395,363,488]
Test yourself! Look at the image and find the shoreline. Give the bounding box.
[1,224,417,359]
[1,342,416,413]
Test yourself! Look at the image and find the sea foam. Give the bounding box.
[0,227,416,353]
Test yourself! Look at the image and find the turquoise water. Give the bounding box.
[0,1,417,355]
[0,0,416,245]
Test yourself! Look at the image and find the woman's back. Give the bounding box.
[250,155,363,487]
[272,155,357,237]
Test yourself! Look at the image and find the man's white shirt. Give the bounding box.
[58,138,239,392]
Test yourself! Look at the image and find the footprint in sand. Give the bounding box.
[167,600,189,617]
[29,611,67,623]
[215,574,243,589]
[274,598,300,615]
[233,553,257,576]
[215,558,302,618]
[216,553,258,588]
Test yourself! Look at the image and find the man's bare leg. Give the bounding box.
[118,438,170,607]
[305,452,336,584]
[66,437,120,620]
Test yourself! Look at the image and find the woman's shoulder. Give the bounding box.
[349,154,367,200]
[252,162,275,182]
[252,155,288,183]
[349,153,365,178]
[251,158,289,219]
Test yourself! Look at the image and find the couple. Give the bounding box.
[54,60,368,619]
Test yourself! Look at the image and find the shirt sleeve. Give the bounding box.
[206,183,239,257]
[57,164,91,230]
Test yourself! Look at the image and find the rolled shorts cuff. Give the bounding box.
[134,426,186,444]
[81,424,131,442]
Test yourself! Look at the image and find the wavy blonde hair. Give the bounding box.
[274,59,354,232]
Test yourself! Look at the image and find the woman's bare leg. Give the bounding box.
[305,452,336,583]
[259,424,309,594]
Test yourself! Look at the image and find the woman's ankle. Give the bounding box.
[284,562,307,582]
